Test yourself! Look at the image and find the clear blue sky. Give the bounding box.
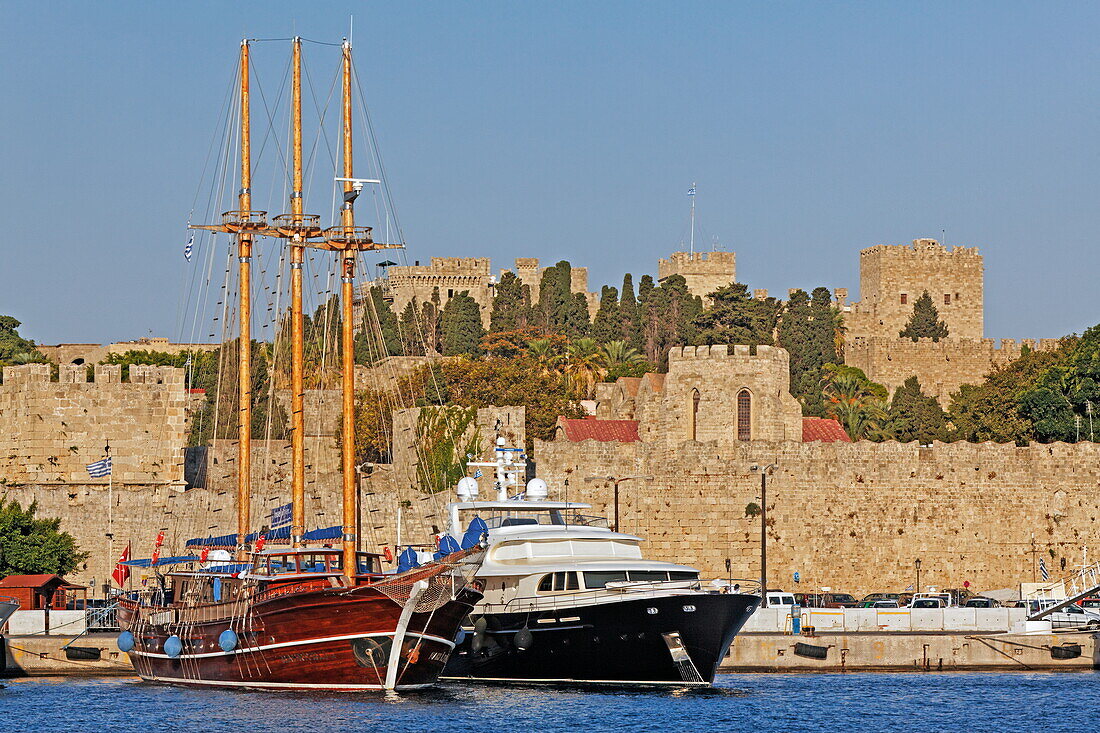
[3,1,1098,344]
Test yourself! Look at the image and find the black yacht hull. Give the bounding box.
[442,592,757,686]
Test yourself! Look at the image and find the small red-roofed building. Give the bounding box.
[801,417,852,443]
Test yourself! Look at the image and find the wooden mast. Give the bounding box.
[289,37,306,548]
[237,38,253,558]
[339,38,358,579]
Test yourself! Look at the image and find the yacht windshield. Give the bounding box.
[480,510,609,529]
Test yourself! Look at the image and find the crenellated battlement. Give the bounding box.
[860,239,982,259]
[667,343,789,364]
[658,250,737,301]
[1,363,185,387]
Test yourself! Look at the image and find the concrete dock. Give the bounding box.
[722,630,1098,672]
[2,633,131,677]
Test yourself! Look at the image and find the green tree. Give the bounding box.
[821,364,890,440]
[591,286,621,343]
[778,289,813,402]
[0,498,87,576]
[694,283,780,347]
[440,292,485,356]
[601,339,650,381]
[619,274,641,349]
[536,261,574,333]
[489,271,528,333]
[949,345,1069,444]
[0,316,46,369]
[356,286,401,364]
[398,299,425,356]
[899,291,949,341]
[425,356,585,449]
[1019,326,1100,442]
[563,337,607,398]
[887,376,949,444]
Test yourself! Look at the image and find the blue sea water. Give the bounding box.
[3,673,1097,732]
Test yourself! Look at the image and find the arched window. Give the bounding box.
[689,388,701,440]
[737,389,752,441]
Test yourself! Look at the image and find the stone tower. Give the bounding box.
[657,251,737,301]
[846,239,983,341]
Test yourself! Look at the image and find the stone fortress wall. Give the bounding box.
[537,344,1100,595]
[37,337,219,367]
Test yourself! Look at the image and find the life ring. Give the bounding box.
[472,579,485,592]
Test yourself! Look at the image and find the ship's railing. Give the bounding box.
[482,579,727,615]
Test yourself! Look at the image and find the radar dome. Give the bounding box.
[525,477,548,500]
[457,477,480,500]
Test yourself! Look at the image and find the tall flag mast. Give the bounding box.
[688,183,697,254]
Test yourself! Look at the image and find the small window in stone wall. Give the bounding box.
[954,292,960,301]
[944,293,951,305]
[737,389,751,441]
[900,294,907,305]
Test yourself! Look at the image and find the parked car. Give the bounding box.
[963,597,1000,608]
[1079,597,1100,609]
[857,600,900,608]
[909,597,947,609]
[795,592,859,608]
[862,592,912,606]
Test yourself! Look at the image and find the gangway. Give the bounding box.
[1025,561,1100,621]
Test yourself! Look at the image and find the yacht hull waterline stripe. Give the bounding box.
[128,630,455,660]
[439,675,709,687]
[142,675,433,691]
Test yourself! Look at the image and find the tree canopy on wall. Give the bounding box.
[0,498,87,577]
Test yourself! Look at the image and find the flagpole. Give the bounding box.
[106,441,113,595]
[689,182,696,255]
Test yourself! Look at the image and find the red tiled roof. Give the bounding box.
[802,417,852,443]
[618,377,642,397]
[0,574,71,589]
[641,373,666,393]
[557,416,640,443]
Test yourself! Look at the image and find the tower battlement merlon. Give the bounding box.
[860,239,982,259]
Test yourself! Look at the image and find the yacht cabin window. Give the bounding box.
[537,571,580,593]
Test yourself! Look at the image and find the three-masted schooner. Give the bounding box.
[115,37,484,692]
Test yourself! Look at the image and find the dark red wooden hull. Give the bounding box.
[118,583,481,691]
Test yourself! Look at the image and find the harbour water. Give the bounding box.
[4,672,1098,731]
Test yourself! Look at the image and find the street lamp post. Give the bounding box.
[915,558,922,594]
[751,463,778,607]
[584,475,655,532]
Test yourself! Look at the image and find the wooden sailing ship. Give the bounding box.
[115,37,484,692]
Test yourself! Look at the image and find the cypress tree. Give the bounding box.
[564,292,591,339]
[537,260,573,333]
[888,376,949,443]
[398,298,424,356]
[440,291,486,356]
[693,283,779,347]
[591,285,621,343]
[489,271,525,333]
[619,274,639,346]
[899,290,950,342]
[778,289,812,405]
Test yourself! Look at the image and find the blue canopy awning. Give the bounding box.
[121,555,200,568]
[186,525,341,548]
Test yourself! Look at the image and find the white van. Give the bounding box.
[766,591,797,608]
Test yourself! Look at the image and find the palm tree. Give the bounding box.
[526,338,561,375]
[821,364,890,440]
[563,337,607,398]
[599,340,646,371]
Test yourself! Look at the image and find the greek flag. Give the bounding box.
[687,186,696,196]
[86,457,112,478]
[1040,557,1050,582]
[473,469,483,479]
[905,584,914,592]
[184,234,194,262]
